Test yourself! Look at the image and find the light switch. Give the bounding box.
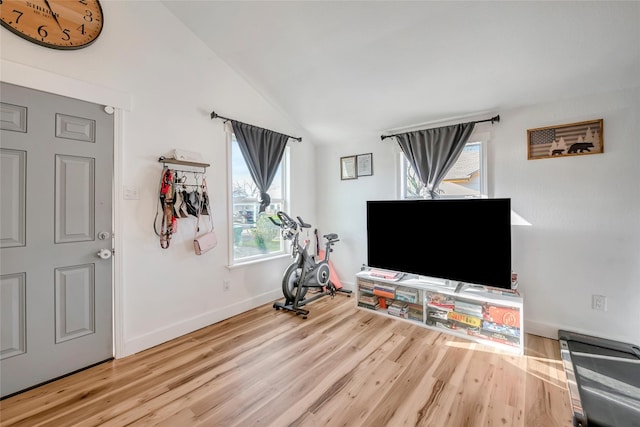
[123,185,140,200]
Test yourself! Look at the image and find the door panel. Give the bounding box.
[0,82,113,398]
[55,155,95,243]
[55,113,96,142]
[55,264,96,344]
[0,103,27,132]
[0,273,27,360]
[0,149,26,248]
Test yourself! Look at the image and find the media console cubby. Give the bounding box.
[355,271,524,354]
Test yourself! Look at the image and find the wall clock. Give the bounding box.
[0,0,103,50]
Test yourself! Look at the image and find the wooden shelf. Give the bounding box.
[158,157,210,169]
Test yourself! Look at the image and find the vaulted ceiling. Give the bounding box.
[163,1,640,145]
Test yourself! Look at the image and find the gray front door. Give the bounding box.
[0,82,113,398]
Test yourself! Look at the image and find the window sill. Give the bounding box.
[227,253,291,270]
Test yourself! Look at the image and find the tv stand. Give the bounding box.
[356,271,523,354]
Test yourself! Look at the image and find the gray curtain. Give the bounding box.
[396,122,475,199]
[231,120,289,212]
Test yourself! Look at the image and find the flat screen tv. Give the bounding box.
[366,198,512,290]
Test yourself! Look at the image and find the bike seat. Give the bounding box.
[324,233,338,241]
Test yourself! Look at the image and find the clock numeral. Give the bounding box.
[77,23,85,35]
[11,9,24,24]
[61,29,70,41]
[83,9,94,22]
[37,25,49,38]
[78,0,88,4]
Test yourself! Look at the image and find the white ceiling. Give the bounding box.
[163,1,640,145]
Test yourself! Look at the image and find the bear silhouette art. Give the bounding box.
[567,142,594,153]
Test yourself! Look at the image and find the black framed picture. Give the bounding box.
[357,153,373,176]
[340,155,357,180]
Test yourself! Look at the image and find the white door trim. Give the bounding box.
[1,59,130,359]
[1,60,132,111]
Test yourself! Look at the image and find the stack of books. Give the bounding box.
[454,300,483,317]
[387,301,408,318]
[449,300,483,331]
[480,320,520,346]
[425,292,455,310]
[369,270,401,280]
[426,307,450,326]
[407,303,423,321]
[482,305,520,327]
[358,280,375,295]
[395,287,419,304]
[373,283,395,299]
[358,294,379,310]
[447,311,482,329]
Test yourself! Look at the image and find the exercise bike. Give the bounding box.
[269,211,351,318]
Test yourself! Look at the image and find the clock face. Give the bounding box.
[0,0,103,50]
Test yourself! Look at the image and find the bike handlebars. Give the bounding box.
[269,211,339,248]
[269,211,312,230]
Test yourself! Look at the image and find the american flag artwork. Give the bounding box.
[530,128,556,145]
[528,119,603,159]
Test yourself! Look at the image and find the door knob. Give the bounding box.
[97,249,112,260]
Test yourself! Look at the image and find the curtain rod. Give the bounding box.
[380,115,500,141]
[210,110,302,142]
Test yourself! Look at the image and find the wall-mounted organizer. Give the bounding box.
[156,156,211,249]
[159,156,210,170]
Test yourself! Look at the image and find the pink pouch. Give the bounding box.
[194,230,217,255]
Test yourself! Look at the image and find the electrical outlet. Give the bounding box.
[592,295,607,311]
[223,280,230,291]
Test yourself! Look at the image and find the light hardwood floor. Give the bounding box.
[0,293,573,427]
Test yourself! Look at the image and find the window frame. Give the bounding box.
[399,131,489,200]
[227,132,290,267]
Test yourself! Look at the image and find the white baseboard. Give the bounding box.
[121,289,281,357]
[126,283,612,359]
[523,319,559,340]
[523,318,636,345]
[338,279,355,292]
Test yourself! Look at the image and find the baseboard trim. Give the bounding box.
[523,319,635,345]
[338,280,355,292]
[128,282,594,358]
[122,289,281,357]
[523,319,559,340]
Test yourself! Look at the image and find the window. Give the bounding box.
[230,134,289,264]
[400,140,487,199]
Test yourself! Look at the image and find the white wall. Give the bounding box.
[494,88,640,345]
[316,88,640,346]
[3,1,638,351]
[0,2,315,356]
[314,141,397,282]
